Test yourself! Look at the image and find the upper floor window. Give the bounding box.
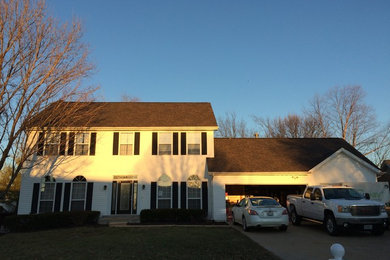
[120,133,133,155]
[158,133,172,155]
[187,133,200,155]
[39,176,56,213]
[44,133,61,156]
[75,133,89,155]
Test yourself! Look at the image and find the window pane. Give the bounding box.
[188,144,200,155]
[40,183,55,200]
[71,201,85,211]
[188,187,201,198]
[158,199,171,209]
[72,183,86,200]
[187,133,200,143]
[76,133,89,144]
[159,144,171,155]
[39,201,54,213]
[45,144,59,155]
[158,186,171,198]
[120,144,133,155]
[120,133,133,144]
[159,133,171,144]
[188,199,201,209]
[75,144,89,155]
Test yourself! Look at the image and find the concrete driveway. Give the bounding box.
[232,222,390,260]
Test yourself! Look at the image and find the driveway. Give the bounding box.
[232,222,390,260]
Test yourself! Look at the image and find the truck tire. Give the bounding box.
[324,213,339,236]
[372,224,385,236]
[290,205,301,225]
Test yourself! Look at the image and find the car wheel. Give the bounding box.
[372,224,385,236]
[290,205,301,226]
[324,214,339,236]
[242,216,249,232]
[279,225,288,232]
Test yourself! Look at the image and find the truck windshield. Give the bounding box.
[323,188,364,200]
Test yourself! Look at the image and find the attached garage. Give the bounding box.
[207,138,380,222]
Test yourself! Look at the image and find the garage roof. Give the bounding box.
[207,138,377,172]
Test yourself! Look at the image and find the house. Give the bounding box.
[18,102,382,222]
[18,102,218,216]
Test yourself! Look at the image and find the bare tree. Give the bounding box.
[216,112,251,138]
[120,93,140,102]
[0,0,97,199]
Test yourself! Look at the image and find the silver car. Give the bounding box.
[232,197,289,231]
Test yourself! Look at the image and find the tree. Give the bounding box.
[216,112,252,138]
[0,0,97,200]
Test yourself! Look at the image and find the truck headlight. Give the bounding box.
[337,205,351,213]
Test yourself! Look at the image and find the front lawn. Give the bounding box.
[0,226,280,259]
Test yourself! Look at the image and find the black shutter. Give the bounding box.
[181,133,186,155]
[68,133,75,156]
[180,182,187,209]
[37,132,44,156]
[54,183,63,212]
[134,132,140,155]
[172,182,178,208]
[90,133,96,156]
[113,132,119,155]
[63,183,71,211]
[59,132,67,156]
[86,182,94,210]
[152,133,158,155]
[201,132,207,155]
[202,182,208,212]
[111,181,117,214]
[173,133,178,155]
[150,182,157,209]
[31,183,40,214]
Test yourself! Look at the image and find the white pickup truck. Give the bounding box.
[287,185,388,235]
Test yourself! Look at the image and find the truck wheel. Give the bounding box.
[324,214,339,236]
[290,206,301,225]
[372,225,385,236]
[242,217,249,232]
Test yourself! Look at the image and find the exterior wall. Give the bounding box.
[307,152,378,185]
[18,130,214,215]
[210,173,308,222]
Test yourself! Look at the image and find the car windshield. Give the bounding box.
[250,198,279,206]
[323,188,364,200]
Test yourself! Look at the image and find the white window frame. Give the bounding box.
[187,132,201,155]
[44,132,61,156]
[158,132,172,155]
[187,175,202,209]
[157,174,172,208]
[71,176,87,211]
[119,132,134,155]
[75,133,90,156]
[38,180,56,213]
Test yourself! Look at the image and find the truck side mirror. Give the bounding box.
[364,193,370,200]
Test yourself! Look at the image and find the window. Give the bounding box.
[159,133,172,155]
[157,174,172,208]
[45,133,60,156]
[75,133,89,155]
[313,188,322,200]
[187,175,201,209]
[119,133,134,155]
[71,175,87,211]
[304,188,313,199]
[39,176,56,213]
[187,133,200,155]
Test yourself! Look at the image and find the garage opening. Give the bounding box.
[225,184,306,211]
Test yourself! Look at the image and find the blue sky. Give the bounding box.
[47,0,390,127]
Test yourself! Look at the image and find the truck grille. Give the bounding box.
[350,206,380,216]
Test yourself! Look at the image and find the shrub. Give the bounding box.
[140,209,206,224]
[4,211,100,232]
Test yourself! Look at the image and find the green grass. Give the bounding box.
[0,226,280,259]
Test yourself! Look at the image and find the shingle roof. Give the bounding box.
[207,138,377,172]
[33,102,218,128]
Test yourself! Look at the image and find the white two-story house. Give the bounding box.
[18,102,218,217]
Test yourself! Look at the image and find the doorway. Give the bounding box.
[111,180,138,214]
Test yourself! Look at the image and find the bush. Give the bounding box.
[4,211,100,232]
[140,209,206,224]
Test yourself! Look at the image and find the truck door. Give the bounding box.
[302,187,313,217]
[310,188,325,221]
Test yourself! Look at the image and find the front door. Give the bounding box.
[111,181,138,214]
